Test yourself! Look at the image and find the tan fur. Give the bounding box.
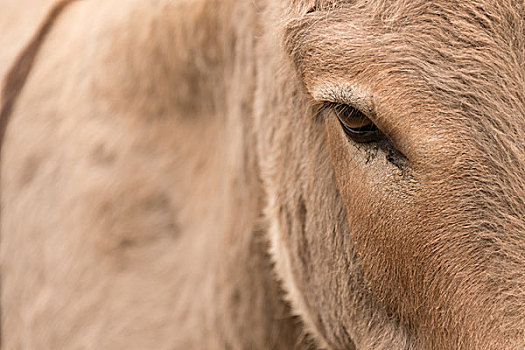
[1,0,75,160]
[0,0,56,79]
[1,0,523,349]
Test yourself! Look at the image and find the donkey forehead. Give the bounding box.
[284,0,524,134]
[286,1,523,87]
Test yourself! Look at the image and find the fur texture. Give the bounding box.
[1,0,523,349]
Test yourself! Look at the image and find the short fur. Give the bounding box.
[1,0,523,349]
[0,0,74,158]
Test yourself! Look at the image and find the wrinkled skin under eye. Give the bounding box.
[328,102,383,143]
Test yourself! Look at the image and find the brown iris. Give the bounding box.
[330,103,383,143]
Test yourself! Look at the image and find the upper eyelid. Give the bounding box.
[310,83,376,117]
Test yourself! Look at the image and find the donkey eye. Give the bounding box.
[330,103,383,143]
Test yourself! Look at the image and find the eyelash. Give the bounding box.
[324,102,384,143]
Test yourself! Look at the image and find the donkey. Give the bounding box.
[1,0,524,348]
